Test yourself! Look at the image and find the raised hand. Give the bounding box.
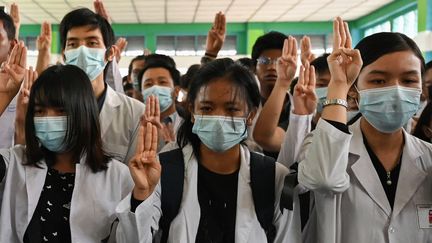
[10,3,20,40]
[327,17,362,88]
[37,22,51,52]
[142,95,163,129]
[129,122,161,200]
[300,36,315,65]
[205,12,226,57]
[276,36,298,88]
[114,37,127,62]
[0,41,27,94]
[293,62,317,115]
[15,67,38,145]
[94,0,111,23]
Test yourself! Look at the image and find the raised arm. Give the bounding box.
[10,3,20,40]
[297,17,362,193]
[277,62,317,167]
[35,22,51,75]
[253,36,297,152]
[201,12,226,65]
[116,105,162,242]
[0,42,27,115]
[14,67,37,145]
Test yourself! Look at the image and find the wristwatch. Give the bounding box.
[322,98,348,109]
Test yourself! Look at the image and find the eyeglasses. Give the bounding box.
[256,56,278,65]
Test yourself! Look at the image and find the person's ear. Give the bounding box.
[105,45,116,62]
[246,108,257,126]
[173,85,181,99]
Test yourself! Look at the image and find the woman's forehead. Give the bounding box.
[195,79,246,104]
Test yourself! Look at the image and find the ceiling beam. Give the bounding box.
[246,0,269,22]
[32,0,60,23]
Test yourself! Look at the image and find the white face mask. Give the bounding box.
[64,46,107,81]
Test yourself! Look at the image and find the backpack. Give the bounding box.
[156,148,277,243]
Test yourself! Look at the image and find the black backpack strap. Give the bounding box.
[157,148,185,243]
[249,152,276,243]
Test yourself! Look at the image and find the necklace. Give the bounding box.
[386,171,392,186]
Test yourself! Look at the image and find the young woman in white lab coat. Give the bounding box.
[298,17,432,243]
[0,63,156,243]
[116,58,311,243]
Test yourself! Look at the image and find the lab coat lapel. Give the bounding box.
[99,86,122,137]
[24,162,47,233]
[180,146,201,241]
[349,120,392,216]
[392,131,427,218]
[235,146,255,242]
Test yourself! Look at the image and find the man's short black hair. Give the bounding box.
[0,11,15,41]
[59,8,115,50]
[251,31,287,66]
[137,58,180,91]
[310,53,330,75]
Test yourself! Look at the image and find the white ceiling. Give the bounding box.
[1,0,394,24]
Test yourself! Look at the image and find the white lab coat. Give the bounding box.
[100,86,145,164]
[298,118,432,243]
[0,145,138,243]
[277,111,313,169]
[116,144,302,243]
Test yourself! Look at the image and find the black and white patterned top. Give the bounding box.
[24,167,75,243]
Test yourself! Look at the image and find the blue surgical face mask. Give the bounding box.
[359,85,421,133]
[315,87,328,113]
[64,46,106,82]
[34,116,68,152]
[142,85,173,112]
[192,115,248,153]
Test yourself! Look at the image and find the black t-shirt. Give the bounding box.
[24,167,75,243]
[195,162,239,243]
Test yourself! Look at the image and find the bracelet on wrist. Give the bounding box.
[322,98,348,109]
[204,52,217,58]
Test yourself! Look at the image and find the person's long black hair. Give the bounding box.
[25,65,109,172]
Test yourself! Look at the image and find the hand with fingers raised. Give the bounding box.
[114,37,128,63]
[327,17,362,90]
[15,67,38,145]
[129,122,161,201]
[300,36,316,65]
[322,17,363,123]
[10,3,20,40]
[205,11,226,57]
[94,0,111,23]
[37,22,51,53]
[142,95,163,129]
[0,41,27,95]
[293,62,317,115]
[276,36,298,89]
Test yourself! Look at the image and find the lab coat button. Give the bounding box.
[389,227,395,233]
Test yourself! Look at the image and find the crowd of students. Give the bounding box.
[0,1,431,243]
